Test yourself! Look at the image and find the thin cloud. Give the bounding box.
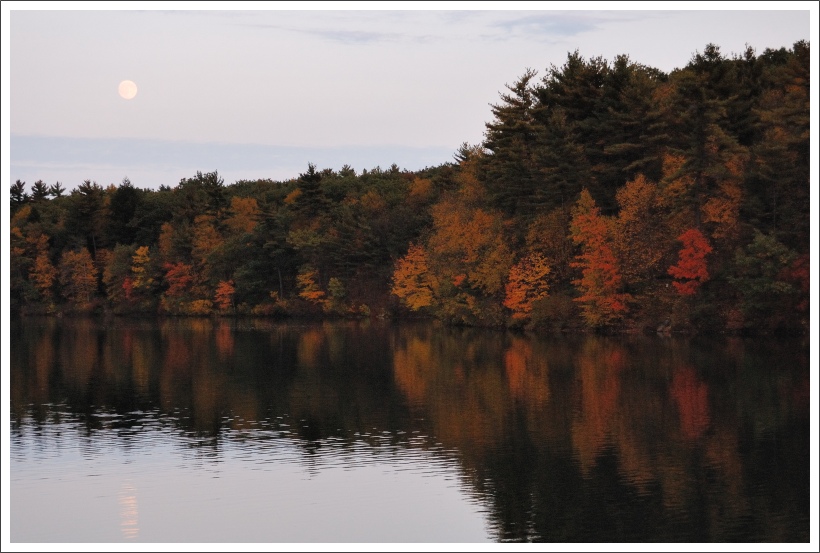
[484,11,648,42]
[240,20,440,46]
[245,23,400,45]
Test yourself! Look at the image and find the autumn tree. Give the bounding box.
[157,222,183,262]
[163,262,195,298]
[391,243,437,311]
[214,280,236,311]
[225,196,260,236]
[10,207,35,307]
[428,202,513,298]
[700,154,745,242]
[31,252,58,303]
[297,265,327,308]
[130,246,160,301]
[668,228,713,295]
[503,253,551,321]
[426,196,514,324]
[570,189,630,327]
[612,174,668,290]
[191,214,223,265]
[29,233,57,304]
[59,248,98,305]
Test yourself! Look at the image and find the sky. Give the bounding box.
[3,1,815,191]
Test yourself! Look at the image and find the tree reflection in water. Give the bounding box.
[10,317,810,542]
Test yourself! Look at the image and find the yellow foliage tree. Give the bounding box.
[131,246,154,290]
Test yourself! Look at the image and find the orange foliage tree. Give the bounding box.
[296,265,327,307]
[59,248,98,304]
[612,174,668,287]
[701,154,745,241]
[503,253,551,320]
[157,222,178,261]
[28,233,57,303]
[191,214,223,265]
[668,228,712,295]
[31,252,58,303]
[214,280,236,310]
[425,197,514,324]
[391,243,436,311]
[225,196,260,236]
[570,189,630,327]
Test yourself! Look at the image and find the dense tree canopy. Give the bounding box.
[10,42,810,334]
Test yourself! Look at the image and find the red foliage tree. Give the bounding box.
[163,262,194,297]
[668,228,713,295]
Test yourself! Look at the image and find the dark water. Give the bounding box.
[9,317,811,543]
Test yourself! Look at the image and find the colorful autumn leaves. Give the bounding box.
[392,178,713,329]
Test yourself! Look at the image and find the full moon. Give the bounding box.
[118,80,138,100]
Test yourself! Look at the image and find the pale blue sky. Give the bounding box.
[3,2,815,190]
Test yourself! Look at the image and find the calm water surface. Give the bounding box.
[9,317,810,543]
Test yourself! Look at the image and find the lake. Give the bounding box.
[8,317,811,543]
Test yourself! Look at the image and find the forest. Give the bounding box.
[9,42,810,335]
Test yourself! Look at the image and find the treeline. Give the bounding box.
[10,42,810,334]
